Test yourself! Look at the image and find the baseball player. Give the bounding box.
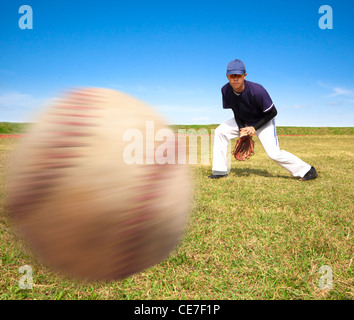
[208,59,318,181]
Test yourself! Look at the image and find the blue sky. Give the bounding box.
[1,0,353,126]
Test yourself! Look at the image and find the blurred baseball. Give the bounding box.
[8,88,190,281]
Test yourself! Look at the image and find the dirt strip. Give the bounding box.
[0,134,329,138]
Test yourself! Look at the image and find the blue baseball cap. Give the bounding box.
[226,59,246,75]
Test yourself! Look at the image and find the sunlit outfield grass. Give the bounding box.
[0,126,353,300]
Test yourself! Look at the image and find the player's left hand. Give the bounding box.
[240,126,256,135]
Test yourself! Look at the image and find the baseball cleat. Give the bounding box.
[302,166,318,181]
[208,174,228,179]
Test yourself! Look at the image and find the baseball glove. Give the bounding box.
[232,135,255,161]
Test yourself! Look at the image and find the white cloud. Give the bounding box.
[155,104,214,113]
[110,84,205,96]
[317,81,354,98]
[0,91,49,122]
[0,91,43,109]
[151,104,217,125]
[326,101,343,106]
[281,104,309,109]
[191,116,209,122]
[329,87,353,97]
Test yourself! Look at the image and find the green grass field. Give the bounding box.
[0,124,353,300]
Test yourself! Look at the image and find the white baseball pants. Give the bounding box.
[211,118,311,178]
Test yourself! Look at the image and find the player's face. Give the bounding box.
[227,73,247,92]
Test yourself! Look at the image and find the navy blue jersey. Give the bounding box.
[222,80,274,126]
